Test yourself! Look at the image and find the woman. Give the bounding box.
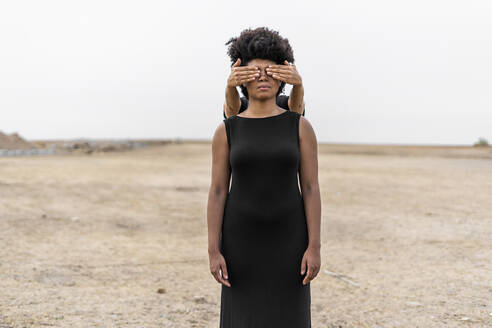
[207,27,321,328]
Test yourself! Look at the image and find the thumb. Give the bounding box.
[233,58,241,67]
[300,254,307,275]
[284,60,289,66]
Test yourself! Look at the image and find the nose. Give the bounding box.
[258,67,268,80]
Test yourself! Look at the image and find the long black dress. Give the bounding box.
[219,110,311,328]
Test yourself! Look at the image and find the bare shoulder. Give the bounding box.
[298,115,312,129]
[213,121,227,143]
[298,115,316,141]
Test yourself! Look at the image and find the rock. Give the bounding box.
[193,295,207,304]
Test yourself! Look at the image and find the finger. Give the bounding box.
[271,72,290,78]
[266,67,292,74]
[310,264,320,281]
[271,73,289,82]
[233,66,260,73]
[308,265,316,280]
[219,266,231,287]
[267,71,291,81]
[267,71,292,80]
[232,58,241,67]
[234,70,260,77]
[211,268,222,284]
[236,76,257,84]
[267,64,294,69]
[235,73,259,81]
[213,268,228,286]
[303,266,312,285]
[221,263,229,280]
[300,256,307,275]
[232,70,259,79]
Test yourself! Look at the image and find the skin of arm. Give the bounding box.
[298,116,322,285]
[223,86,241,118]
[207,122,232,287]
[288,83,306,115]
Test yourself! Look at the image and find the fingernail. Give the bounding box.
[225,275,228,279]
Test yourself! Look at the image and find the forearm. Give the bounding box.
[289,83,305,114]
[301,183,321,249]
[224,86,241,118]
[207,189,228,253]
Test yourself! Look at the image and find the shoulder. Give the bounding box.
[214,120,227,137]
[298,114,313,130]
[212,120,230,148]
[298,115,316,142]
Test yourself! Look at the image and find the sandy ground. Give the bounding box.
[0,142,491,327]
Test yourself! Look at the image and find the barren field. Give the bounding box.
[1,142,491,327]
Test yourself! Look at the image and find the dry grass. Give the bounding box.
[0,142,491,327]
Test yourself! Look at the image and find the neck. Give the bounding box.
[246,96,279,115]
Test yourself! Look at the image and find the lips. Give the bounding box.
[257,85,271,89]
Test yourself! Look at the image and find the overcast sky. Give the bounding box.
[1,0,491,145]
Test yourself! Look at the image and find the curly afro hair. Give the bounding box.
[225,27,295,99]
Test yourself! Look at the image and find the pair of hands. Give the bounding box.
[209,246,321,287]
[227,58,303,88]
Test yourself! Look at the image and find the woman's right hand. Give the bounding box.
[227,58,260,88]
[209,250,231,287]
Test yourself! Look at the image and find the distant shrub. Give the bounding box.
[473,137,489,147]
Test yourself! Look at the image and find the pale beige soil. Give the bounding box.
[0,142,491,327]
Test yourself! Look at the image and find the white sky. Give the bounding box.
[1,0,491,145]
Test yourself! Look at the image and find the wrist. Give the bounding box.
[208,246,220,255]
[292,79,303,87]
[308,241,321,250]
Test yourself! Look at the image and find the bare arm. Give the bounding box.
[299,116,321,248]
[224,86,241,118]
[266,60,305,115]
[224,58,260,118]
[298,116,321,285]
[207,122,230,252]
[288,83,306,115]
[207,121,232,287]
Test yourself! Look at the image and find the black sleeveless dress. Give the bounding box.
[219,110,311,328]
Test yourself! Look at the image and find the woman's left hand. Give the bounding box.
[300,245,321,285]
[266,60,303,86]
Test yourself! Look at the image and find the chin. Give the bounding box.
[252,93,275,100]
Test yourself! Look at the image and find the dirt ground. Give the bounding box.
[0,142,491,327]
